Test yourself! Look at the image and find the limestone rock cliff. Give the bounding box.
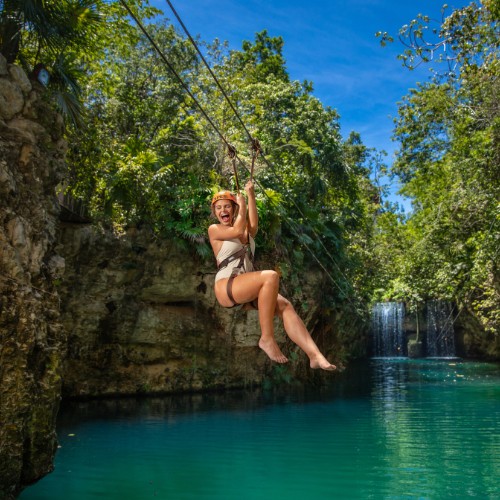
[454,310,500,360]
[58,224,369,397]
[0,56,67,499]
[0,56,369,500]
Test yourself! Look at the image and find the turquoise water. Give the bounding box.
[21,359,500,500]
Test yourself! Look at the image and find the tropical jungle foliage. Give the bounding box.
[0,0,160,124]
[7,0,500,350]
[4,2,380,314]
[23,0,500,336]
[374,0,500,353]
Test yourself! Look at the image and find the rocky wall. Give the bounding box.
[57,224,369,398]
[0,56,67,499]
[454,310,500,360]
[0,55,369,500]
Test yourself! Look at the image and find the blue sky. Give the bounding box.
[148,0,465,212]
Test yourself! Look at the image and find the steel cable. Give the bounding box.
[163,0,356,290]
[236,155,357,308]
[119,0,231,148]
[164,0,254,143]
[119,0,358,307]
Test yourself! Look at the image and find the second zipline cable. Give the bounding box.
[163,0,354,286]
[119,0,357,307]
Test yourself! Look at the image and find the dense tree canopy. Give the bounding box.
[0,3,383,315]
[375,0,500,354]
[21,0,500,336]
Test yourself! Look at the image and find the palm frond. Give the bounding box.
[65,0,102,32]
[195,242,212,259]
[312,176,327,197]
[1,0,103,61]
[48,51,86,127]
[51,52,84,95]
[53,88,84,128]
[172,237,191,252]
[180,227,206,245]
[3,0,66,52]
[58,0,102,50]
[298,233,314,246]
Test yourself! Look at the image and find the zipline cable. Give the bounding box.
[236,153,357,307]
[119,1,232,156]
[120,0,247,193]
[165,0,254,143]
[164,0,355,288]
[227,143,240,192]
[119,0,357,307]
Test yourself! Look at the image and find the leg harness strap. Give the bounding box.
[217,244,254,308]
[227,271,239,307]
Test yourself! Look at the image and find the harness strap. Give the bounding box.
[220,249,248,307]
[217,246,248,272]
[217,235,254,307]
[226,274,258,309]
[227,271,239,305]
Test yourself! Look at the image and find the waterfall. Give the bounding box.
[372,302,405,357]
[426,300,456,357]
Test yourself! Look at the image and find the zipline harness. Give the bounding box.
[218,236,255,308]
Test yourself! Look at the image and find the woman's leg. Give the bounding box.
[274,295,337,371]
[215,271,287,363]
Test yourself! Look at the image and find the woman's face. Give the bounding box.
[214,200,234,226]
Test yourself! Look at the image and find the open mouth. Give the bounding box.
[220,213,230,223]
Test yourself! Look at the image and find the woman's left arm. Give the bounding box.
[245,180,258,237]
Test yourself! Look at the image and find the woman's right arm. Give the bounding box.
[208,193,247,241]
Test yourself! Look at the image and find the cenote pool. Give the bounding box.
[21,359,500,500]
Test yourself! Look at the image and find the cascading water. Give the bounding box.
[372,302,405,357]
[426,300,456,357]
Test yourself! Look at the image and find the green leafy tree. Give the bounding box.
[375,0,500,354]
[232,29,289,83]
[65,23,380,313]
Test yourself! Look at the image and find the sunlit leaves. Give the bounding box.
[375,2,500,337]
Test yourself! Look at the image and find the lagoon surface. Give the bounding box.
[21,359,500,500]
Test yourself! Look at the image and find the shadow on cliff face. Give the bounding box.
[55,359,372,427]
[57,224,369,400]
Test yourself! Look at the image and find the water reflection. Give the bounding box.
[370,360,500,499]
[21,360,500,500]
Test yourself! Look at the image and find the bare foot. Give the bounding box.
[310,355,337,371]
[259,337,288,363]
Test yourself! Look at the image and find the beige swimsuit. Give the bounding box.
[214,235,255,283]
[214,234,257,310]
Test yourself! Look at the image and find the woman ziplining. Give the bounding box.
[119,0,357,308]
[117,1,348,369]
[208,179,338,370]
